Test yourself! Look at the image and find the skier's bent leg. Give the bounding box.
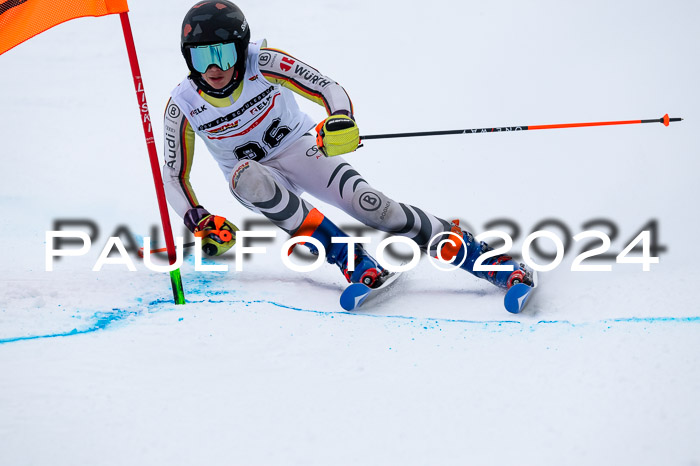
[439,221,534,289]
[349,187,452,251]
[230,160,385,287]
[230,159,308,234]
[291,208,386,287]
[348,187,531,289]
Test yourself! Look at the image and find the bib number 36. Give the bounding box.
[233,118,291,161]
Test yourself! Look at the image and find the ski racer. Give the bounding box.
[162,0,533,292]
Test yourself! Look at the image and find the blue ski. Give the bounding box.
[503,270,538,314]
[339,272,402,311]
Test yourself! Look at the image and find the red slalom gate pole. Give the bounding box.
[119,12,185,304]
[360,114,682,141]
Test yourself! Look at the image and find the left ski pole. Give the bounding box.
[139,242,196,258]
[119,12,185,304]
[360,114,682,141]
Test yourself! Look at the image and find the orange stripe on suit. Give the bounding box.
[287,208,326,255]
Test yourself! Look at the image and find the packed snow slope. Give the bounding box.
[1,1,699,465]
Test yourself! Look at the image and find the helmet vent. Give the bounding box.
[214,28,230,40]
[191,13,214,21]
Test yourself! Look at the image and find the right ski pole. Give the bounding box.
[360,113,682,141]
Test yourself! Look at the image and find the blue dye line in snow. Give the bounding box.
[1,294,699,345]
[0,308,138,344]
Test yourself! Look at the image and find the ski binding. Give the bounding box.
[503,270,538,314]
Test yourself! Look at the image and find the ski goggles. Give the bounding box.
[189,42,238,73]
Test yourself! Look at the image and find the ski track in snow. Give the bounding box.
[3,281,698,345]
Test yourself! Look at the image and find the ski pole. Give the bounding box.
[360,114,682,141]
[138,242,196,258]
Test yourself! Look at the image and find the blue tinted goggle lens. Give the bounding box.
[189,43,238,73]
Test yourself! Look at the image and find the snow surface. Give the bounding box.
[1,0,699,465]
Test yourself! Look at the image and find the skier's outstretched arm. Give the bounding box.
[258,47,353,116]
[258,47,359,156]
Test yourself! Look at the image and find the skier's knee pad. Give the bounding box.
[230,160,276,204]
[350,188,404,231]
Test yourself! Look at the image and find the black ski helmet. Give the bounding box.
[181,1,251,97]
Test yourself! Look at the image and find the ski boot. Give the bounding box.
[331,242,387,288]
[439,220,534,289]
[291,208,386,288]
